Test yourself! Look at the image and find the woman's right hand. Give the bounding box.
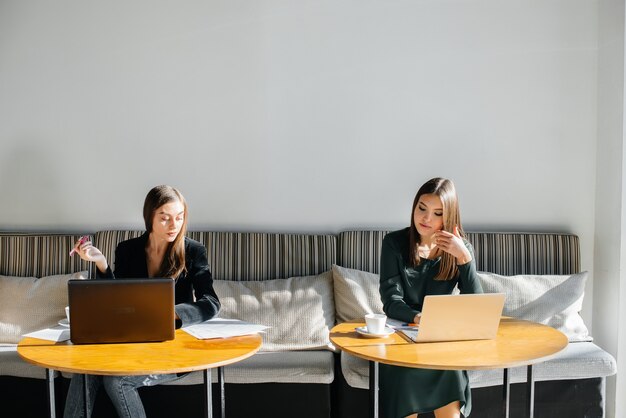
[72,238,109,273]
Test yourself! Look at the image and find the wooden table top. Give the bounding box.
[18,329,262,376]
[330,318,568,370]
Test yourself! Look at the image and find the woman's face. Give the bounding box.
[413,193,444,239]
[151,200,185,243]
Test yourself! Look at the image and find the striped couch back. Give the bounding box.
[0,233,93,277]
[0,230,579,279]
[94,230,337,281]
[338,231,580,275]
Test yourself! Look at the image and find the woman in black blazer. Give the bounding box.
[64,185,220,418]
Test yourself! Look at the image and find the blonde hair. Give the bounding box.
[409,177,464,280]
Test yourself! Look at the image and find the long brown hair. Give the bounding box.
[143,185,188,279]
[409,177,464,280]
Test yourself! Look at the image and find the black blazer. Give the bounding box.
[97,233,220,327]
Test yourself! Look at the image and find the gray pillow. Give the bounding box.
[331,264,384,323]
[0,271,88,344]
[477,271,591,342]
[213,272,335,352]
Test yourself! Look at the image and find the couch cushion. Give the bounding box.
[95,231,337,281]
[213,272,335,352]
[468,342,617,388]
[0,345,58,379]
[61,351,335,385]
[161,351,335,385]
[0,233,92,277]
[0,271,88,344]
[337,231,581,276]
[340,341,616,389]
[332,265,383,323]
[478,271,592,342]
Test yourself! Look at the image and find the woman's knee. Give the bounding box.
[102,375,135,394]
[433,400,461,418]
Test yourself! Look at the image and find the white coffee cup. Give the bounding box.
[364,313,387,334]
[65,306,70,323]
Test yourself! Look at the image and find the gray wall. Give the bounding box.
[595,0,625,416]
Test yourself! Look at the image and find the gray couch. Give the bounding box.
[0,230,617,418]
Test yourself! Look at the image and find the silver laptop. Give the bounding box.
[403,293,505,343]
[68,279,175,344]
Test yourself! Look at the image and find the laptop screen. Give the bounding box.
[414,293,505,343]
[68,278,175,344]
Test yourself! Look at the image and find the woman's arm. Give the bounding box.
[72,237,111,278]
[95,240,134,279]
[379,235,420,323]
[175,244,220,326]
[457,242,483,294]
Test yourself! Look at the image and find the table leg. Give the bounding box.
[204,369,213,418]
[46,369,56,418]
[526,365,535,418]
[502,368,510,418]
[369,361,379,418]
[83,374,90,418]
[218,367,225,418]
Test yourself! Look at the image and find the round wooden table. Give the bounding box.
[330,318,568,418]
[18,329,262,418]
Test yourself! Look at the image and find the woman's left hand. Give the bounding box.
[434,226,472,264]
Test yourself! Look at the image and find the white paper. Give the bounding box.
[385,318,407,328]
[182,318,268,340]
[385,318,419,341]
[23,326,71,342]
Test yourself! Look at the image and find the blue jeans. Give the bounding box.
[63,373,183,418]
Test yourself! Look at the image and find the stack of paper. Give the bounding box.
[22,326,70,342]
[385,318,419,342]
[182,318,268,340]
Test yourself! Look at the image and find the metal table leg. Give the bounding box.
[527,365,535,418]
[502,368,510,418]
[369,361,379,418]
[83,374,90,418]
[218,367,225,418]
[46,369,56,418]
[204,369,213,418]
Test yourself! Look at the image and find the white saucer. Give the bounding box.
[58,319,70,327]
[355,326,394,338]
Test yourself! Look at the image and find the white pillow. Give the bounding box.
[477,271,592,342]
[0,272,88,344]
[331,264,384,323]
[213,272,335,352]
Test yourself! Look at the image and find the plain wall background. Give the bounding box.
[595,0,625,416]
[2,0,614,410]
[0,3,597,231]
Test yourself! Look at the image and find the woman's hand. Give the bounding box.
[434,226,472,265]
[72,238,109,273]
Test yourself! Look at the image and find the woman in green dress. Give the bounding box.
[379,177,483,418]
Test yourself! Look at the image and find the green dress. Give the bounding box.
[379,228,483,418]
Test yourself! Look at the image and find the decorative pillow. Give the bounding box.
[331,264,384,323]
[477,271,592,342]
[213,271,335,352]
[0,272,88,344]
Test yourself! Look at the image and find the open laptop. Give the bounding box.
[399,293,505,343]
[68,278,175,344]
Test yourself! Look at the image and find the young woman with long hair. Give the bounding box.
[379,177,483,418]
[64,185,220,418]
